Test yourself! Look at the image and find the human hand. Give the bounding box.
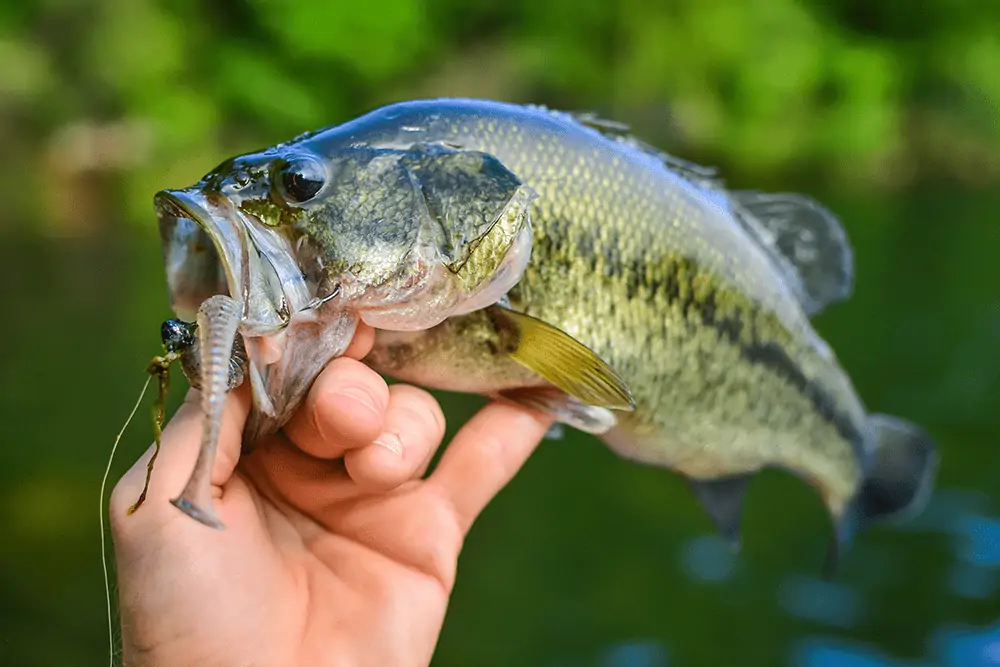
[110,324,553,667]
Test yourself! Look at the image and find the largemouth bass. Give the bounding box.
[152,99,935,566]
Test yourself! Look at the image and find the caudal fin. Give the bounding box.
[825,413,938,576]
[857,414,938,525]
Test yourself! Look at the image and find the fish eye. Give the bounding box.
[161,318,196,352]
[278,157,326,204]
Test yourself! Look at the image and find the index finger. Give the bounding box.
[427,401,553,534]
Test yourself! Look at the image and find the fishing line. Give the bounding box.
[99,374,153,667]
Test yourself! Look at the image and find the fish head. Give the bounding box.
[280,140,539,331]
[158,140,537,330]
[154,138,536,444]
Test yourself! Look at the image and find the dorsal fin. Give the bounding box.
[565,109,724,189]
[731,191,855,316]
[537,105,856,316]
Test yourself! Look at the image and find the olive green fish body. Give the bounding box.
[348,100,936,555]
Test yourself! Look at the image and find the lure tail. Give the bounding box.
[169,294,242,529]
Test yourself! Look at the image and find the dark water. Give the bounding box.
[1,192,998,667]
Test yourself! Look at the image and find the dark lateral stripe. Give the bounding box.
[680,267,863,451]
[535,226,865,452]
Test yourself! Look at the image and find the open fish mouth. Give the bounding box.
[154,186,347,430]
[155,189,311,333]
[156,191,238,322]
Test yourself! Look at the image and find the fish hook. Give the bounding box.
[302,283,341,312]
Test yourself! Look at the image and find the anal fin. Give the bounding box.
[497,387,618,435]
[689,474,752,550]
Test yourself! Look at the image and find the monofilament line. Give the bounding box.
[100,375,152,667]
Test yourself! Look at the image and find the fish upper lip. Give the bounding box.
[155,189,245,308]
[154,189,208,222]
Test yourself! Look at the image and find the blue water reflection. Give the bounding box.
[898,488,991,534]
[932,622,1000,667]
[948,561,997,599]
[778,485,1000,664]
[955,515,1000,567]
[778,575,864,628]
[547,641,669,667]
[792,638,899,667]
[598,640,668,667]
[680,535,738,583]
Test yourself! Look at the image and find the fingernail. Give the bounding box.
[332,387,381,419]
[374,432,403,457]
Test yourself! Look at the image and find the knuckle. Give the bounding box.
[390,385,446,437]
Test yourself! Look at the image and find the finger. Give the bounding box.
[110,385,250,520]
[428,401,552,534]
[281,357,390,458]
[242,384,446,518]
[344,384,446,492]
[343,322,376,360]
[240,432,357,516]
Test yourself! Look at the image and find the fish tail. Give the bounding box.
[826,413,938,575]
[857,413,938,525]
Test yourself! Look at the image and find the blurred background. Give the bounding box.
[1,0,998,665]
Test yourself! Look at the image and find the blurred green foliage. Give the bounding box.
[1,2,999,667]
[1,0,998,235]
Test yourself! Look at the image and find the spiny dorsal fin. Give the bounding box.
[525,104,722,188]
[566,109,724,190]
[731,191,855,316]
[689,474,752,550]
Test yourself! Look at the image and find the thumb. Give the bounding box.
[109,384,250,529]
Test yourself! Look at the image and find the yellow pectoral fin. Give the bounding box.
[489,306,636,411]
